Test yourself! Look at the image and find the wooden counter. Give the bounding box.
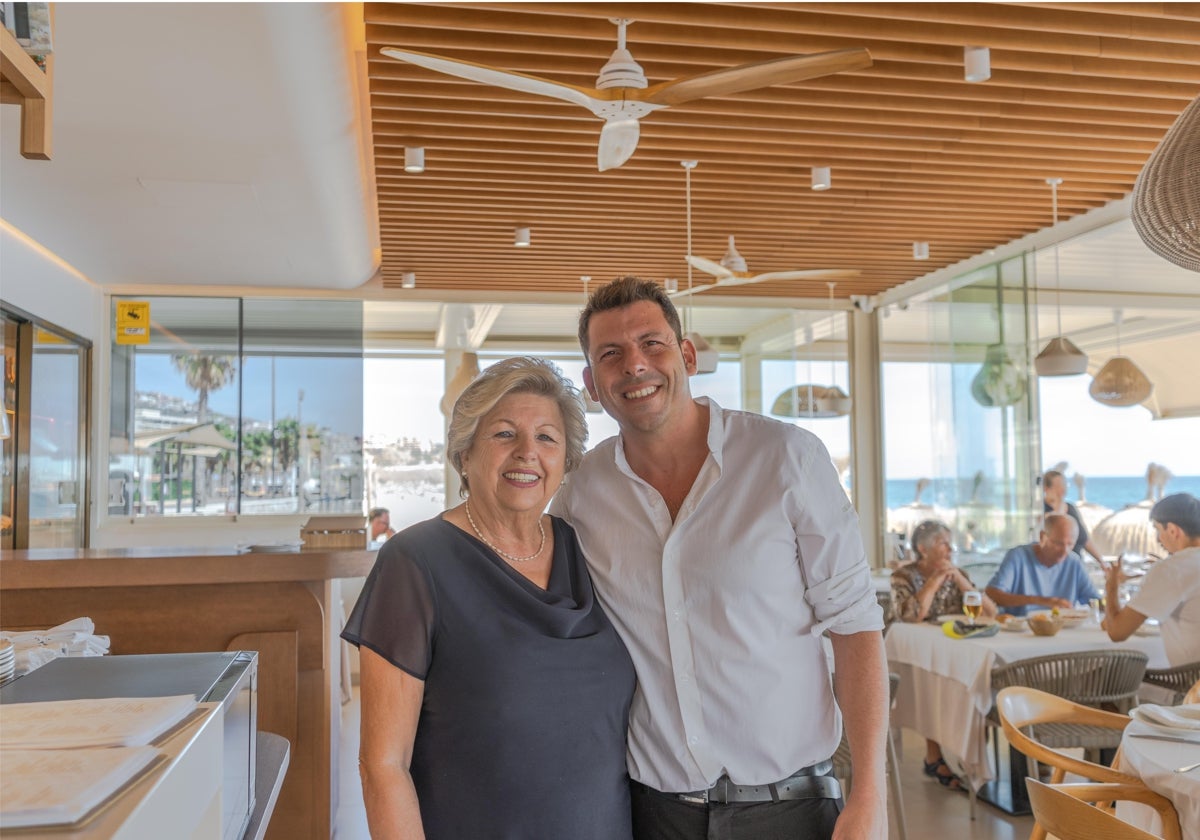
[0,546,377,840]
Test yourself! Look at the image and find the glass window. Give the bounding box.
[879,258,1039,563]
[2,308,90,548]
[109,296,363,518]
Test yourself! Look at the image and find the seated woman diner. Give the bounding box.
[342,357,635,839]
[891,519,997,792]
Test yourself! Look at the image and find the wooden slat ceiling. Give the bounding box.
[364,2,1200,302]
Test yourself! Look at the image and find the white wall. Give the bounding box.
[0,222,103,341]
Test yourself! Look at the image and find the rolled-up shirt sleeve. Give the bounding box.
[790,442,884,636]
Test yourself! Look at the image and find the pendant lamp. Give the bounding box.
[1132,93,1200,272]
[971,292,1026,408]
[1034,178,1089,376]
[815,281,851,416]
[1089,310,1153,407]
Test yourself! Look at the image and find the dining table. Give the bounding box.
[1116,719,1200,839]
[884,619,1169,810]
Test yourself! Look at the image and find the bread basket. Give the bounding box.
[1028,612,1063,637]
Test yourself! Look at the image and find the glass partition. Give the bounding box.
[880,256,1039,564]
[109,296,363,517]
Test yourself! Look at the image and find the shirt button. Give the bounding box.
[688,736,699,745]
[673,610,682,620]
[680,674,689,683]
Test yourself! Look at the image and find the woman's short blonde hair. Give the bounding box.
[447,357,587,496]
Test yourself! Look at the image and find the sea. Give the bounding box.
[885,475,1200,514]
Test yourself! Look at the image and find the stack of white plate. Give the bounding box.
[0,639,15,682]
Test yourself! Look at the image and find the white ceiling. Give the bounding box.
[0,3,376,289]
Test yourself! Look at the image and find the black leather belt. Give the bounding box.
[670,760,841,805]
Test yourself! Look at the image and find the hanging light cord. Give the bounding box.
[1049,178,1064,338]
[682,161,696,334]
[827,281,838,390]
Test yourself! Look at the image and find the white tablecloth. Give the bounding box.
[885,622,1168,787]
[1117,720,1200,838]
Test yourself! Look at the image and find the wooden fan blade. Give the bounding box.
[686,255,734,280]
[380,47,601,112]
[670,283,718,299]
[639,49,872,107]
[746,269,863,283]
[598,119,640,172]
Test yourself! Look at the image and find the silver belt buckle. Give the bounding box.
[678,791,708,805]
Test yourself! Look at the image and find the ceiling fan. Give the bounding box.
[381,19,872,171]
[674,236,860,298]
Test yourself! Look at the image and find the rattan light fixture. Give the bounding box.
[1089,310,1153,407]
[1132,94,1200,273]
[1034,178,1088,376]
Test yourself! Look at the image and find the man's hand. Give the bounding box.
[1040,596,1072,609]
[833,792,887,840]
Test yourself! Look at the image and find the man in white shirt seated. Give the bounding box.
[985,513,1100,617]
[1103,493,1200,666]
[552,276,888,840]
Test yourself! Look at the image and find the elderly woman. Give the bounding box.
[342,357,635,839]
[891,519,996,792]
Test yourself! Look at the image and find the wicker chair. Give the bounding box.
[987,648,1148,809]
[1143,660,1200,705]
[998,687,1182,840]
[959,560,1001,586]
[1026,779,1181,840]
[832,672,906,840]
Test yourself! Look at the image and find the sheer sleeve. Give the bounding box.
[341,540,438,679]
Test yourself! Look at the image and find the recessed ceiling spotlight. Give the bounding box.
[404,146,425,173]
[811,166,832,191]
[514,226,531,247]
[664,277,679,293]
[913,241,930,260]
[964,46,991,83]
[401,271,416,288]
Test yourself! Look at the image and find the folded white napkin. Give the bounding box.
[1132,703,1200,730]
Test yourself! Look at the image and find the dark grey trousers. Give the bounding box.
[631,781,843,840]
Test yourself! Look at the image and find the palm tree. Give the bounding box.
[171,354,235,423]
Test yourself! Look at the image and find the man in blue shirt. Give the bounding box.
[986,513,1100,616]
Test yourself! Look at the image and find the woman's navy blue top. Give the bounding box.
[342,514,635,840]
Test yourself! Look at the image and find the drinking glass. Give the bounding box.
[962,590,983,622]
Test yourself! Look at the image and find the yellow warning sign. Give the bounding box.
[115,301,150,345]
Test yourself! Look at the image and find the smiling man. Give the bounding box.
[551,277,888,840]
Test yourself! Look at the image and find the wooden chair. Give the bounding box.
[1143,660,1200,704]
[1185,676,1200,705]
[832,672,906,840]
[997,687,1183,840]
[1025,779,1181,840]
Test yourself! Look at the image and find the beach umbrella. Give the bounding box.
[887,478,949,547]
[1091,463,1173,557]
[1071,473,1113,533]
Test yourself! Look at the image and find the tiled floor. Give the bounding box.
[333,687,1035,839]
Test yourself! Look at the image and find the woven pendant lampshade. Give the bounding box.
[1132,94,1200,272]
[1089,357,1154,407]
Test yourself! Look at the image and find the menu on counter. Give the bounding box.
[0,694,197,749]
[0,746,161,828]
[0,694,199,828]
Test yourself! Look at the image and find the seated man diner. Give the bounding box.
[985,513,1100,617]
[1102,492,1200,667]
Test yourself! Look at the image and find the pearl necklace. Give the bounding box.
[464,499,546,563]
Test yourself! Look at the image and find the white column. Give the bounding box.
[848,307,885,569]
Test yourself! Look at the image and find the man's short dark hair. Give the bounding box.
[1150,493,1200,538]
[1042,469,1065,489]
[577,276,684,362]
[368,507,389,521]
